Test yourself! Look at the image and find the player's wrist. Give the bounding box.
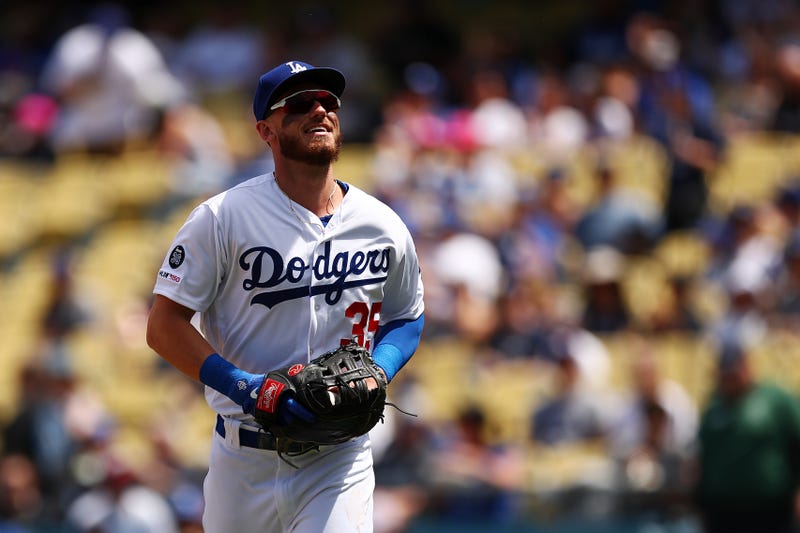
[199,353,263,414]
[371,344,401,383]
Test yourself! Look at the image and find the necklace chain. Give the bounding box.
[274,173,337,229]
[326,182,337,214]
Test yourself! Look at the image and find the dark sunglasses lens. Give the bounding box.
[285,93,339,114]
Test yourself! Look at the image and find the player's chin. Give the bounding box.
[284,141,341,165]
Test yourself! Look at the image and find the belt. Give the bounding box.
[215,415,315,454]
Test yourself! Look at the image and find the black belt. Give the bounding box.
[215,415,315,454]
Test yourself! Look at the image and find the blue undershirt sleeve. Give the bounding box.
[199,353,263,413]
[371,313,424,382]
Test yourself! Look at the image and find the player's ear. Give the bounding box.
[256,121,275,143]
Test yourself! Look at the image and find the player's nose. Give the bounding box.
[309,100,328,115]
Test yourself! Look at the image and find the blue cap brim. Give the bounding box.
[254,66,346,120]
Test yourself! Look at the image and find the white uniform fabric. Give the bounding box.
[153,172,424,532]
[204,431,375,533]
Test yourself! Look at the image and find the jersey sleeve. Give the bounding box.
[153,203,226,312]
[380,221,425,324]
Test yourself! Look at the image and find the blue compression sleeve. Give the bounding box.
[199,353,263,413]
[372,313,424,382]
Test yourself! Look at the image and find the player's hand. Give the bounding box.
[243,374,316,424]
[326,367,387,400]
[278,396,316,425]
[239,374,267,416]
[365,367,388,391]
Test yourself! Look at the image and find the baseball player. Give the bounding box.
[146,60,425,533]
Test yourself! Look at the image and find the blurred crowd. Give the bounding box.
[4,0,800,532]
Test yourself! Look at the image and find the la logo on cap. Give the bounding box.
[286,61,308,74]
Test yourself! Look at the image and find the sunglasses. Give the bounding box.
[268,89,341,117]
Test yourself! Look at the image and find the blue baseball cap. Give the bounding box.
[253,60,346,120]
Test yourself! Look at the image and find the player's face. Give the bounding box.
[271,86,342,165]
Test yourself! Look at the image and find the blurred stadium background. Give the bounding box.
[3,0,800,531]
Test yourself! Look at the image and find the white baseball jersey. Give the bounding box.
[153,172,425,421]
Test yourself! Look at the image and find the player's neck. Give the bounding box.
[273,168,341,216]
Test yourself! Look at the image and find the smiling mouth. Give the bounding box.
[306,125,331,134]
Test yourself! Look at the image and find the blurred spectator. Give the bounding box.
[531,353,605,442]
[286,5,377,142]
[464,68,528,152]
[0,1,60,162]
[709,274,769,353]
[773,181,800,233]
[708,0,782,135]
[453,149,521,237]
[531,328,613,446]
[487,281,560,359]
[372,86,524,234]
[766,230,800,329]
[64,401,205,533]
[170,481,204,533]
[424,231,506,342]
[579,246,633,333]
[374,415,433,490]
[597,64,641,125]
[131,421,207,533]
[65,453,179,533]
[495,168,578,287]
[154,102,235,202]
[0,70,58,162]
[39,3,186,154]
[373,416,435,533]
[612,401,697,530]
[592,91,637,142]
[693,342,800,533]
[611,346,698,462]
[770,41,800,133]
[708,205,783,282]
[706,205,780,348]
[627,14,723,233]
[610,346,698,523]
[170,3,266,96]
[372,374,435,533]
[648,274,704,333]
[526,70,590,163]
[3,358,79,515]
[627,14,716,135]
[0,453,67,532]
[574,162,663,254]
[371,85,448,158]
[2,348,114,520]
[4,245,110,519]
[374,0,460,100]
[40,248,93,341]
[569,0,631,66]
[427,405,525,524]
